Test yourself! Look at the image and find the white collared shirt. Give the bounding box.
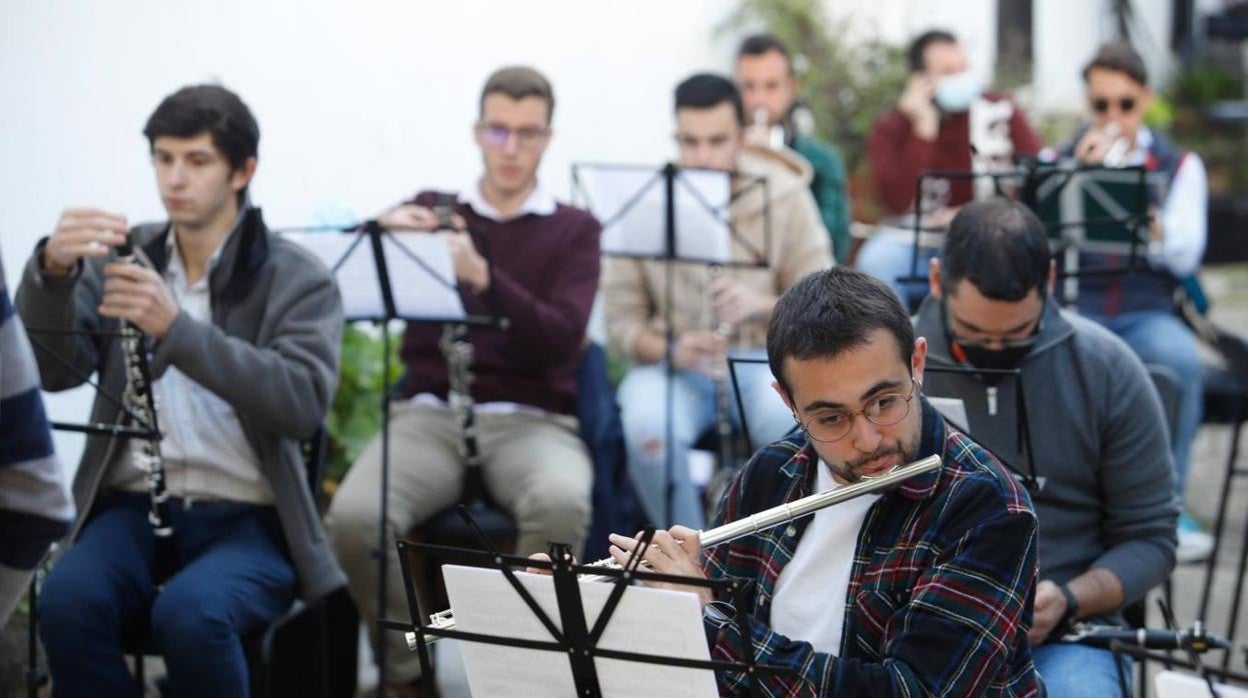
[111,228,274,505]
[456,178,557,222]
[1116,127,1208,278]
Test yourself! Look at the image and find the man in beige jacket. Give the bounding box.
[604,73,832,528]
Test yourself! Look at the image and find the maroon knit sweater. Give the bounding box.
[397,190,601,415]
[868,92,1041,216]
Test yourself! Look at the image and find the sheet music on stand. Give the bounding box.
[285,230,467,322]
[443,565,718,698]
[572,162,768,267]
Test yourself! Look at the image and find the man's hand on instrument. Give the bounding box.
[710,277,776,325]
[608,527,712,608]
[43,208,129,277]
[377,204,466,232]
[1073,127,1117,165]
[672,330,726,376]
[440,231,490,294]
[1028,579,1069,644]
[99,262,179,338]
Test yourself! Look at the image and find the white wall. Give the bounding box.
[0,0,738,465]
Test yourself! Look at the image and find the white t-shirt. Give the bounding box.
[769,461,880,655]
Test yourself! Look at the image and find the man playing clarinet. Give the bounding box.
[17,84,344,697]
[614,267,1043,696]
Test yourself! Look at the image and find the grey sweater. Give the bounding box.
[914,296,1177,605]
[16,207,346,600]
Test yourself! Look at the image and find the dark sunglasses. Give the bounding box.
[1091,97,1136,114]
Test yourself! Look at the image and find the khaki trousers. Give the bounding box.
[326,402,592,683]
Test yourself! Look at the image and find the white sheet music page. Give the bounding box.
[284,232,385,321]
[442,564,718,698]
[583,166,731,264]
[672,168,731,264]
[381,233,467,321]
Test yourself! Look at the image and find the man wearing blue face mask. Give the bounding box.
[858,29,1041,309]
[914,199,1176,697]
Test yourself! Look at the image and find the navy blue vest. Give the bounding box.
[1061,127,1187,317]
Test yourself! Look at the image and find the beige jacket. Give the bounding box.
[603,145,833,359]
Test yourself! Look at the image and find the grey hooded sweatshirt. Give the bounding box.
[913,295,1177,606]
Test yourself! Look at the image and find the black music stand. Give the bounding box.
[283,222,507,688]
[572,162,771,527]
[387,512,794,697]
[898,163,1149,308]
[725,357,1044,492]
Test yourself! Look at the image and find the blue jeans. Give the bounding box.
[618,350,795,527]
[1032,642,1131,697]
[855,234,937,311]
[1087,311,1204,496]
[39,493,295,698]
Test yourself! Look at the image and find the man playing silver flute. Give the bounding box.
[610,267,1043,696]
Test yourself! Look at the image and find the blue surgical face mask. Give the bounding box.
[934,70,982,113]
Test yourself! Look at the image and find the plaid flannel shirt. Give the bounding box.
[702,397,1043,697]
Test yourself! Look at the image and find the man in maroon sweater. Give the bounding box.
[326,66,601,695]
[858,29,1041,307]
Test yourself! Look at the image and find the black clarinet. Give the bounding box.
[433,197,486,501]
[115,238,173,545]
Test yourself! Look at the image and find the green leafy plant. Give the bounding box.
[325,324,404,490]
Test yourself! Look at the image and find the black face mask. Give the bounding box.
[956,341,1035,373]
[942,301,1041,383]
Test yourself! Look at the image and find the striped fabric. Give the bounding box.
[0,250,72,607]
[703,397,1043,697]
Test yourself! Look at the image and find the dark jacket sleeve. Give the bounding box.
[14,240,107,392]
[1009,102,1042,157]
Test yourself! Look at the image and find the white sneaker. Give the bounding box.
[1176,512,1215,563]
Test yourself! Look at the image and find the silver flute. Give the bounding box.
[408,453,942,649]
[116,240,171,539]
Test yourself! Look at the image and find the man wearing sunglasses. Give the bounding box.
[915,199,1177,696]
[327,65,601,697]
[1065,42,1211,563]
[609,266,1041,695]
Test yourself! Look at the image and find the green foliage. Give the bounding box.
[1164,64,1248,195]
[326,324,403,486]
[720,0,908,173]
[1167,64,1243,109]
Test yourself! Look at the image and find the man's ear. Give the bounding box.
[928,257,943,300]
[771,380,795,412]
[230,157,258,193]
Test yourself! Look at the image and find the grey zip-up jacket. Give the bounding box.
[914,295,1177,606]
[16,206,346,600]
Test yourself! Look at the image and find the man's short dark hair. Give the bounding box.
[940,199,1050,302]
[908,29,959,73]
[674,73,745,127]
[767,268,915,395]
[480,66,555,124]
[1082,42,1148,87]
[143,84,259,171]
[737,33,794,74]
